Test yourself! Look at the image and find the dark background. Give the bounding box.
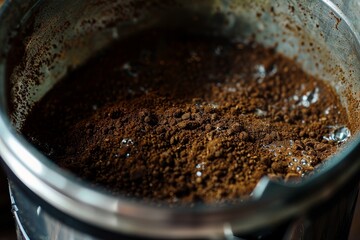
[0,168,16,240]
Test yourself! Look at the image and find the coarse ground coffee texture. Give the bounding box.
[22,30,350,205]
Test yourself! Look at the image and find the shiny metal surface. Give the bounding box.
[0,0,360,239]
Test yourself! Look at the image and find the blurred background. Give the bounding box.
[0,168,16,240]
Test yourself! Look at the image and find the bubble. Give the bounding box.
[324,106,331,115]
[196,162,206,170]
[292,157,298,162]
[300,159,308,166]
[254,64,266,83]
[296,166,302,172]
[324,126,351,143]
[299,87,319,107]
[255,108,267,117]
[196,171,202,177]
[121,138,134,146]
[333,127,351,142]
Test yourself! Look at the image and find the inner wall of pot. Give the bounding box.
[7,0,360,144]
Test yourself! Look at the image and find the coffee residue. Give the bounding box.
[22,30,350,204]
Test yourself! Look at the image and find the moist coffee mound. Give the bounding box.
[22,30,350,205]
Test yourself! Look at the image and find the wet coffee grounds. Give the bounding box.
[22,30,350,205]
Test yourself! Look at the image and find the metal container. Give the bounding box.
[0,0,360,239]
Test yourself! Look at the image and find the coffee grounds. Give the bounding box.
[22,30,350,205]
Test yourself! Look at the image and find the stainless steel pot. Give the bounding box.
[1,0,360,239]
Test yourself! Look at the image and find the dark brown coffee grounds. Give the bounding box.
[22,30,350,205]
